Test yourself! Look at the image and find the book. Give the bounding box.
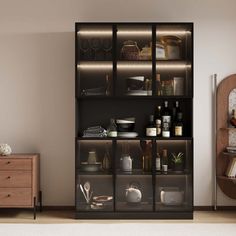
[225,157,236,177]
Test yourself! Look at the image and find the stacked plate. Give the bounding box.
[116,117,138,138]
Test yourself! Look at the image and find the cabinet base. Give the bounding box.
[75,211,193,219]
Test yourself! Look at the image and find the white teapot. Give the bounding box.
[126,184,142,203]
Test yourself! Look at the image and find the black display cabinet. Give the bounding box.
[75,22,193,219]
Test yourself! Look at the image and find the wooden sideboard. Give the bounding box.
[0,154,42,219]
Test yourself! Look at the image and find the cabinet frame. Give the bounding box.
[75,22,193,219]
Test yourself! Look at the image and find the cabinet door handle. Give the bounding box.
[7,176,11,179]
[7,194,11,197]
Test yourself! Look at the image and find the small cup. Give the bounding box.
[162,164,168,172]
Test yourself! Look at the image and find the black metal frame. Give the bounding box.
[75,22,193,219]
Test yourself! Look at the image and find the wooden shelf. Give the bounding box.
[219,127,236,131]
[222,152,236,157]
[217,176,236,184]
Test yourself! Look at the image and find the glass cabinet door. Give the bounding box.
[115,140,153,211]
[76,140,114,212]
[155,24,192,97]
[76,175,114,212]
[155,139,193,211]
[76,24,113,96]
[116,24,153,96]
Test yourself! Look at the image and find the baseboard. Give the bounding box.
[42,205,236,211]
[194,206,236,211]
[42,206,75,210]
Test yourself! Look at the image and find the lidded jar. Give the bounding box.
[121,40,140,60]
[161,36,182,59]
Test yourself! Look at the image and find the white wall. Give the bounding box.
[0,0,236,206]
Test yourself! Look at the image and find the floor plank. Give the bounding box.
[0,210,235,223]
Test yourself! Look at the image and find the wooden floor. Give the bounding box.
[0,210,236,223]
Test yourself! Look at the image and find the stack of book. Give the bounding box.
[225,157,236,178]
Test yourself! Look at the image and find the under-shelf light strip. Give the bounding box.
[157,64,191,69]
[156,30,191,35]
[77,64,113,70]
[77,30,112,36]
[78,63,191,70]
[117,30,152,36]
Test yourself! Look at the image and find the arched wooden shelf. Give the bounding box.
[216,74,236,199]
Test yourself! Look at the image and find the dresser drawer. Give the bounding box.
[0,171,31,187]
[0,188,32,206]
[0,159,31,170]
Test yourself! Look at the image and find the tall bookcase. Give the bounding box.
[75,22,193,219]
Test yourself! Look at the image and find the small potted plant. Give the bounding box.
[171,152,184,172]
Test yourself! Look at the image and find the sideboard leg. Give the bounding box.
[39,190,43,212]
[33,197,36,220]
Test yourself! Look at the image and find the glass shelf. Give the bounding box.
[77,137,193,141]
[116,169,152,175]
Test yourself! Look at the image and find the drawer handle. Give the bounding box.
[7,194,11,197]
[6,161,11,164]
[7,176,11,179]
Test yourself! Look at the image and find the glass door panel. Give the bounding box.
[155,175,192,211]
[156,140,192,173]
[77,140,113,174]
[77,24,113,61]
[116,24,153,96]
[116,175,153,211]
[76,175,114,212]
[116,140,153,174]
[155,24,192,97]
[77,24,113,96]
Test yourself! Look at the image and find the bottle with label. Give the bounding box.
[173,112,184,136]
[156,74,161,96]
[172,101,183,135]
[162,149,168,173]
[146,115,157,137]
[230,109,236,127]
[155,106,162,137]
[162,101,171,138]
[156,152,161,171]
[107,118,117,137]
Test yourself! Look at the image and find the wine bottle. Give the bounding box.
[146,115,157,136]
[172,101,183,135]
[162,101,171,138]
[155,106,162,137]
[162,149,168,172]
[143,141,152,172]
[173,112,184,136]
[156,152,161,171]
[172,101,180,122]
